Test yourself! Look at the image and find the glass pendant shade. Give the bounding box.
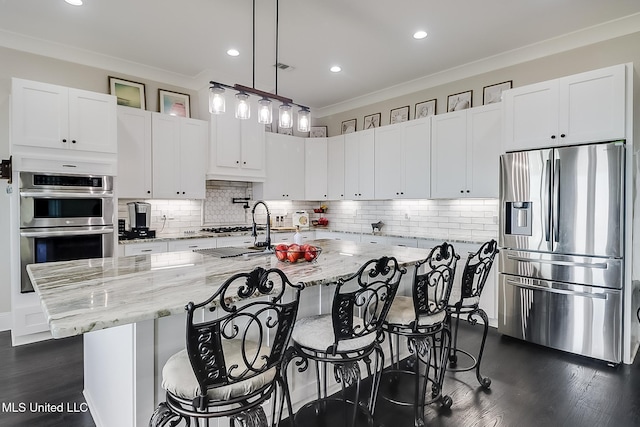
[258,98,273,124]
[209,85,226,114]
[297,108,311,132]
[235,92,250,120]
[279,103,293,129]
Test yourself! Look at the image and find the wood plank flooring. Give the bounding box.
[1,323,639,427]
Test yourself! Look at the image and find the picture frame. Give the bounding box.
[109,76,146,109]
[278,126,293,136]
[415,99,437,119]
[159,89,191,118]
[264,123,273,133]
[363,113,381,129]
[447,90,472,112]
[390,105,410,124]
[309,126,327,138]
[341,119,357,134]
[483,80,512,105]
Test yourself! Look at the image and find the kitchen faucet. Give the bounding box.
[251,200,272,249]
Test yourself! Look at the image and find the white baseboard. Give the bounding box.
[0,312,11,332]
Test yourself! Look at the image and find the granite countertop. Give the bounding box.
[28,239,433,339]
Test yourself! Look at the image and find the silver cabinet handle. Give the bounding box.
[505,278,607,300]
[506,254,608,269]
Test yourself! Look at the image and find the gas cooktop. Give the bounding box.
[201,226,264,234]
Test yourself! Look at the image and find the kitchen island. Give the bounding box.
[27,239,434,427]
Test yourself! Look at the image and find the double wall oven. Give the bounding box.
[19,172,115,293]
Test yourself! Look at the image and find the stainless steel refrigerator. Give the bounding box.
[498,141,625,363]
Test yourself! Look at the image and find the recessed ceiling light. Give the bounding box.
[413,30,428,40]
[227,49,240,57]
[330,65,342,73]
[65,0,83,5]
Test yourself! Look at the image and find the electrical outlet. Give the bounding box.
[493,215,498,224]
[405,212,410,220]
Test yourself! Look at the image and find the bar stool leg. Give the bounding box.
[473,308,491,388]
[448,308,462,367]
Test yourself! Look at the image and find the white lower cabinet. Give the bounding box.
[122,241,168,257]
[167,238,216,252]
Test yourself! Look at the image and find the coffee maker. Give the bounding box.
[124,202,156,239]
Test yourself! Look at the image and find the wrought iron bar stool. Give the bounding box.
[446,239,498,388]
[287,256,405,427]
[150,266,304,427]
[381,242,459,427]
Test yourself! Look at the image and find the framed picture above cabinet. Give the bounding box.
[109,76,146,109]
[390,105,409,124]
[159,89,190,118]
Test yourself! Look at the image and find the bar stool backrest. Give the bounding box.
[329,256,405,353]
[413,242,459,320]
[459,239,498,300]
[184,267,303,401]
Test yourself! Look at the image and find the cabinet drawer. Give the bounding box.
[123,241,168,256]
[216,235,255,248]
[167,238,216,252]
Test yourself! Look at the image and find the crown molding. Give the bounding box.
[314,12,640,118]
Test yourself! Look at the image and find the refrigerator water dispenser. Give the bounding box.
[505,202,532,236]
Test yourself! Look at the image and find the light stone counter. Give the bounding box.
[28,239,432,339]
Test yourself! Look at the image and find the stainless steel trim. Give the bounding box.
[20,190,114,198]
[504,278,607,299]
[543,159,551,242]
[505,253,608,269]
[20,226,114,238]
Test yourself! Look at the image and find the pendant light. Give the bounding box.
[258,97,273,124]
[209,83,226,114]
[279,103,293,129]
[235,92,250,119]
[209,0,310,131]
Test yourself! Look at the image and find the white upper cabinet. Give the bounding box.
[304,137,328,200]
[504,64,626,151]
[374,118,431,199]
[327,135,345,200]
[11,78,117,154]
[208,111,266,181]
[152,113,207,199]
[252,133,305,200]
[431,104,501,198]
[117,106,152,198]
[344,129,375,200]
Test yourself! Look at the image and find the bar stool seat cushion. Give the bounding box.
[386,296,447,327]
[162,339,276,401]
[447,286,480,308]
[292,314,376,352]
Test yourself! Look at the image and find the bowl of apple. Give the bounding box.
[274,243,321,263]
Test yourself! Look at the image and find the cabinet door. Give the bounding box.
[179,118,207,199]
[403,118,431,199]
[344,132,360,199]
[559,64,626,144]
[431,110,468,198]
[241,119,265,171]
[374,124,403,199]
[468,104,501,198]
[11,78,68,149]
[357,129,375,199]
[152,113,181,198]
[256,133,304,200]
[68,88,117,153]
[117,107,152,198]
[212,113,241,168]
[327,135,345,200]
[503,80,559,151]
[304,138,328,200]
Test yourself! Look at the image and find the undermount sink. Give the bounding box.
[194,247,272,259]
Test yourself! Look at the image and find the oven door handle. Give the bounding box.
[20,226,114,238]
[20,191,114,198]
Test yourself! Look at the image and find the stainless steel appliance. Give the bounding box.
[19,172,115,293]
[124,201,155,239]
[498,141,625,363]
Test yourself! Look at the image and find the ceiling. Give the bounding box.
[1,0,640,113]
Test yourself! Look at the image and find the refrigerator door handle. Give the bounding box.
[553,158,561,243]
[543,159,551,242]
[504,278,608,300]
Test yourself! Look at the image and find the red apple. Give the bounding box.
[275,243,289,261]
[304,246,318,262]
[287,244,301,263]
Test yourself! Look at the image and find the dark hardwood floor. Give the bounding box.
[1,323,639,427]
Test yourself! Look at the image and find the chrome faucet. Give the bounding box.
[251,200,271,249]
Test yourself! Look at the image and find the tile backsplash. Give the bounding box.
[118,181,498,241]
